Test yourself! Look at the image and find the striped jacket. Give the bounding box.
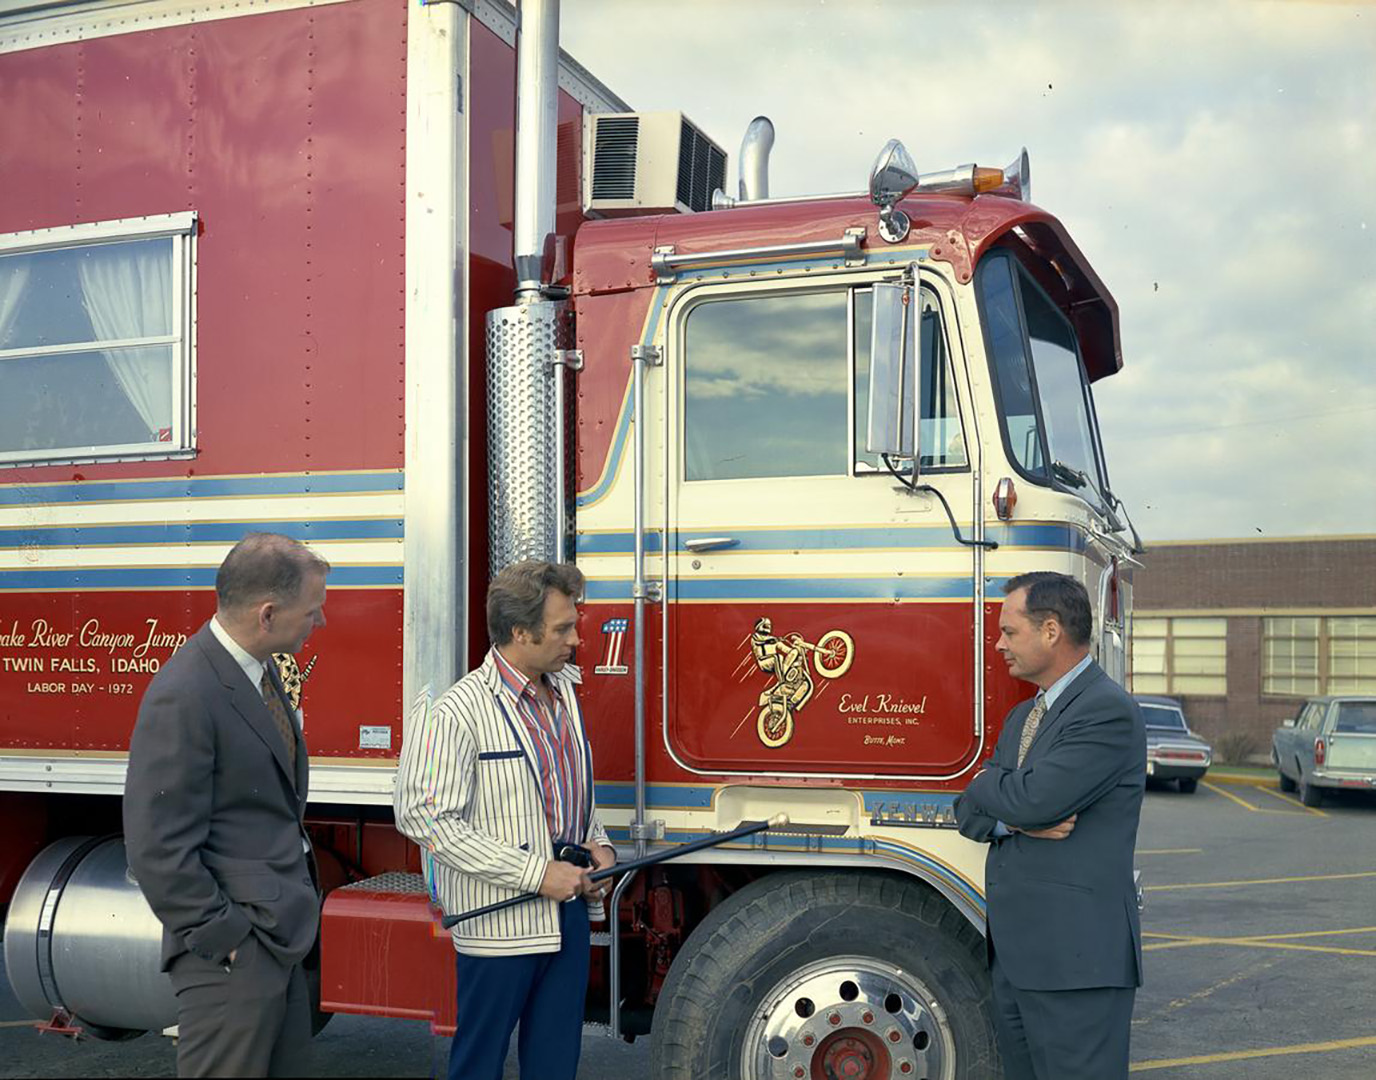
[393,651,610,956]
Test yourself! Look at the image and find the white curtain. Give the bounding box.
[77,242,173,438]
[0,260,28,347]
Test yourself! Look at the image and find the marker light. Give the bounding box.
[993,477,1018,521]
[972,167,1005,193]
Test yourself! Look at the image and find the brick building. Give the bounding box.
[1129,536,1376,762]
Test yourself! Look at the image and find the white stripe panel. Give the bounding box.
[0,540,403,569]
[0,493,404,528]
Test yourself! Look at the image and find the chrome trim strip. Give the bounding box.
[403,0,466,710]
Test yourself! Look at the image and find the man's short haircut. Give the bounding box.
[216,533,331,612]
[1004,571,1092,647]
[487,561,585,645]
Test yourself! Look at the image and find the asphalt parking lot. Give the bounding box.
[2,775,1374,1078]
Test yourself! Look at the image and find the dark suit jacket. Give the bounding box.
[123,622,319,971]
[955,659,1146,992]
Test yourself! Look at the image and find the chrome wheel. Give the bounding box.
[743,955,955,1080]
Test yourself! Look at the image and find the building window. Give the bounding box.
[1131,617,1227,696]
[0,213,196,465]
[1265,616,1376,696]
[1262,617,1320,696]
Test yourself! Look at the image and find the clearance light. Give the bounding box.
[1314,737,1326,766]
[993,477,1017,521]
[972,167,1005,193]
[915,149,1030,201]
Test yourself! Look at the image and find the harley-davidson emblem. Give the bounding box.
[739,617,855,748]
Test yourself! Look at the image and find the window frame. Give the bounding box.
[674,274,971,486]
[1263,615,1376,697]
[974,246,1111,510]
[0,211,198,467]
[1129,615,1228,698]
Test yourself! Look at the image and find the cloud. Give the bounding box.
[563,0,1376,539]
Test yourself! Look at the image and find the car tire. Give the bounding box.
[1277,768,1296,793]
[649,870,999,1080]
[1298,776,1323,807]
[1177,778,1198,794]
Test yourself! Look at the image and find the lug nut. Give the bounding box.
[888,1029,902,1043]
[802,1033,815,1047]
[861,1011,874,1024]
[900,1063,913,1074]
[794,1069,805,1078]
[829,1012,842,1026]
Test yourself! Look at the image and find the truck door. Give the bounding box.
[662,275,985,778]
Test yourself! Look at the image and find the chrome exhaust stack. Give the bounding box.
[487,0,570,574]
[737,115,775,201]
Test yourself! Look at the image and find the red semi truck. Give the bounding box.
[0,1,1139,1076]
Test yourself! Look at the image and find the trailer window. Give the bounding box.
[684,290,849,481]
[0,215,195,465]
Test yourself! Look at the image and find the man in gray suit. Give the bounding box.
[955,571,1145,1080]
[124,533,330,1077]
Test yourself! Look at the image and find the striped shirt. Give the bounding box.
[493,648,590,847]
[392,651,609,956]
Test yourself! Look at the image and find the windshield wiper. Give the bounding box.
[1051,460,1089,489]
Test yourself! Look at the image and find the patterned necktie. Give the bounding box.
[260,666,298,773]
[1016,693,1048,767]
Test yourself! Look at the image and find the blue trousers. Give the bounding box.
[449,898,590,1080]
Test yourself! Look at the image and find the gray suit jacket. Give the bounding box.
[955,660,1145,992]
[123,622,319,971]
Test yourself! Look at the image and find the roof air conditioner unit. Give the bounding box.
[584,111,727,216]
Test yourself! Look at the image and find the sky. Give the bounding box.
[561,0,1376,542]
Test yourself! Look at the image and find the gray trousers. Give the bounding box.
[167,934,312,1078]
[990,950,1135,1080]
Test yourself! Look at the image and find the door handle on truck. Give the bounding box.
[683,536,739,553]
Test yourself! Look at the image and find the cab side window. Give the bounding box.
[683,290,848,482]
[852,289,967,474]
[681,285,967,483]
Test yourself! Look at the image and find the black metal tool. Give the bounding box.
[440,813,790,929]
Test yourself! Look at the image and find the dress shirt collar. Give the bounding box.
[210,615,266,691]
[492,646,546,701]
[1042,652,1093,712]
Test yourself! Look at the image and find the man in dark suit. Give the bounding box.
[955,571,1145,1080]
[124,532,330,1077]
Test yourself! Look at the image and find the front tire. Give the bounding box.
[649,871,998,1080]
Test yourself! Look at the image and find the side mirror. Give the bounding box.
[866,281,916,460]
[869,139,919,244]
[1282,718,1296,728]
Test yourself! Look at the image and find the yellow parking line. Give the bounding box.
[1144,869,1376,892]
[1199,780,1301,814]
[1130,1034,1376,1071]
[1142,929,1376,957]
[1137,848,1203,855]
[1254,782,1328,817]
[1201,779,1261,810]
[1241,925,1376,942]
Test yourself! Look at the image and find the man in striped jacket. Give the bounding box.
[394,560,616,1080]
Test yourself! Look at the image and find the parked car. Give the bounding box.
[1135,695,1212,793]
[1272,696,1376,807]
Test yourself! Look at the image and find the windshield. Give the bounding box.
[977,250,1110,511]
[1140,704,1187,731]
